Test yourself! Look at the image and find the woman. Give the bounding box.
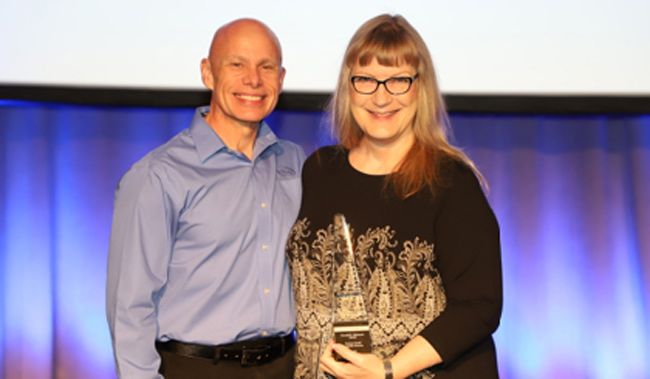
[286,14,502,378]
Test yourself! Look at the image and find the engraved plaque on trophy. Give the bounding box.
[332,214,372,360]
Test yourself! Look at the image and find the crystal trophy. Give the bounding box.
[331,214,372,359]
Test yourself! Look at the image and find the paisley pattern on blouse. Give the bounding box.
[286,218,447,379]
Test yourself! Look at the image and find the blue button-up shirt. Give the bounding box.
[106,106,305,378]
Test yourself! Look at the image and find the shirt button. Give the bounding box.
[262,244,268,250]
[264,288,270,294]
[260,202,267,208]
[262,331,268,336]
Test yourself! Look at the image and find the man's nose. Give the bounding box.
[243,68,262,87]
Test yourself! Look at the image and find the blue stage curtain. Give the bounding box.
[1,101,648,378]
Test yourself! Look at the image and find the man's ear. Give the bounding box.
[278,67,286,93]
[200,58,214,90]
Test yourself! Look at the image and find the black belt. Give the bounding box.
[156,333,295,367]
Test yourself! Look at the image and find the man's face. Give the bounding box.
[201,21,285,128]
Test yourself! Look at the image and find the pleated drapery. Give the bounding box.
[1,101,648,378]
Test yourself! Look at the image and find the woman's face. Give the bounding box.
[349,57,418,149]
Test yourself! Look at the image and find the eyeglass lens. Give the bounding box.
[351,76,416,95]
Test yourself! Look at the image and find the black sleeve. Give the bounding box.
[419,164,503,366]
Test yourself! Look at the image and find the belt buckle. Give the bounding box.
[241,345,271,366]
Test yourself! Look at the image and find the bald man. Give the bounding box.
[107,19,304,378]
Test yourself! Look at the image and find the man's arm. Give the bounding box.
[106,166,174,378]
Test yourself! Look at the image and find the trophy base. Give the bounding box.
[333,321,372,361]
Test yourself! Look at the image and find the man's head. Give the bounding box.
[201,19,285,130]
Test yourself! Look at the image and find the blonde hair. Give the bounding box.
[330,14,484,198]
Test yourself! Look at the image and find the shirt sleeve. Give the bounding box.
[106,163,175,379]
[419,164,503,367]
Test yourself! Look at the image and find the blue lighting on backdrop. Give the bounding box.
[1,102,649,378]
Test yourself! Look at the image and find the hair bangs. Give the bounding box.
[348,24,420,69]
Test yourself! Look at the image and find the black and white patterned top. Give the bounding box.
[285,146,502,379]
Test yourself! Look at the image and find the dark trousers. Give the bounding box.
[157,344,295,379]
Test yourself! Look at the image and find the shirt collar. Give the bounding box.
[190,106,279,163]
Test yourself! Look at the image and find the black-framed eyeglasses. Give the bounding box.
[350,74,419,95]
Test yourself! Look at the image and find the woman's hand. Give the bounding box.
[319,340,385,379]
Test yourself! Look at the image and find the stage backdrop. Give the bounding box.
[0,101,649,378]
